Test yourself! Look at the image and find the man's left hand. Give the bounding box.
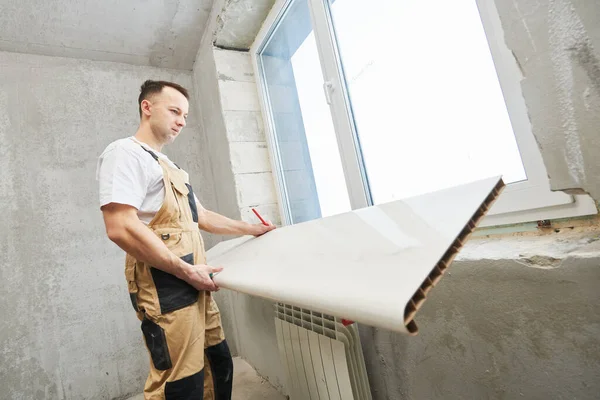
[252,221,276,237]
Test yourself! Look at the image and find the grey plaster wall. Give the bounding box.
[359,248,600,400]
[192,38,241,243]
[495,0,600,200]
[0,51,207,399]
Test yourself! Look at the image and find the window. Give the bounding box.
[252,0,597,227]
[255,0,351,223]
[328,0,527,204]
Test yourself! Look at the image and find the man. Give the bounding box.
[97,80,274,400]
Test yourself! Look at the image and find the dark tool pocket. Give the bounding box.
[141,318,172,371]
[151,253,199,314]
[129,293,139,312]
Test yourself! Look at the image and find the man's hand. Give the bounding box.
[102,203,225,291]
[198,209,277,237]
[180,263,223,291]
[251,221,276,237]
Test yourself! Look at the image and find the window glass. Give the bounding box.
[258,0,351,222]
[328,0,527,204]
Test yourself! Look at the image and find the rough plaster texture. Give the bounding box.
[359,232,600,400]
[213,49,279,221]
[191,40,235,250]
[494,0,600,200]
[0,51,208,399]
[0,0,213,70]
[212,0,276,50]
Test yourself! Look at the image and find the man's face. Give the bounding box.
[145,87,189,145]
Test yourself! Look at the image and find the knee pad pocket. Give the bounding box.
[165,369,204,399]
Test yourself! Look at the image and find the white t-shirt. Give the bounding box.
[96,137,203,224]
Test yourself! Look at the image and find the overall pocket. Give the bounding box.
[141,317,172,371]
[150,253,199,314]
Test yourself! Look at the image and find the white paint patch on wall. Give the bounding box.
[583,86,592,110]
[548,0,587,184]
[512,0,538,52]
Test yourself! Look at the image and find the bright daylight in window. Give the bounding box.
[255,0,597,227]
[297,0,526,206]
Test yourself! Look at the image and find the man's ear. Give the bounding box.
[141,99,152,117]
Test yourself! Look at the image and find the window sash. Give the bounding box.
[251,0,597,227]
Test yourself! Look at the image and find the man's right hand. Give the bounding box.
[180,263,223,291]
[101,203,224,291]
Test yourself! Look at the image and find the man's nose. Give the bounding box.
[177,118,186,127]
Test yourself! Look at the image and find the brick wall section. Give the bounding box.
[213,48,282,226]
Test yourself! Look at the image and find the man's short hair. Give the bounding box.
[138,80,189,117]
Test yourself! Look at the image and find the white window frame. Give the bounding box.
[251,0,598,228]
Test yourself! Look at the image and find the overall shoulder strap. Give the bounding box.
[138,144,160,162]
[130,138,181,168]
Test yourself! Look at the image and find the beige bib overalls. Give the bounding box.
[124,143,232,400]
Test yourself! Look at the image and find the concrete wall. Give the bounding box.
[0,51,208,399]
[360,235,600,400]
[191,33,236,251]
[496,0,600,199]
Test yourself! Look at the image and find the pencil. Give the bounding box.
[252,208,269,226]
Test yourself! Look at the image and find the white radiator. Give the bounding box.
[274,303,372,400]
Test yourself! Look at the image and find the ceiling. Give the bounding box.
[0,0,214,70]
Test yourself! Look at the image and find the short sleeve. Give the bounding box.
[97,146,149,209]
